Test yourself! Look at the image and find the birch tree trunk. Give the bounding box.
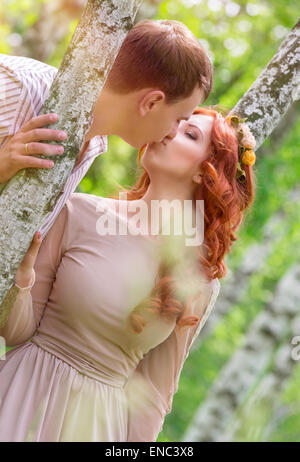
[0,0,144,327]
[182,263,300,442]
[223,341,298,442]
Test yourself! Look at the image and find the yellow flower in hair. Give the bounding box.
[242,149,256,166]
[225,113,256,182]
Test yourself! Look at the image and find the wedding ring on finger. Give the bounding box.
[25,143,29,154]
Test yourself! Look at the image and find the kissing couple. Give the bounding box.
[0,19,256,442]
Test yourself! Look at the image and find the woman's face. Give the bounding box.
[142,113,214,183]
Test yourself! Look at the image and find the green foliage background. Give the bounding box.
[1,0,299,442]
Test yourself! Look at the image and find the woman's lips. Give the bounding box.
[160,140,167,146]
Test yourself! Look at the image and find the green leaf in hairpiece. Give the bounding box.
[238,145,245,162]
[238,129,244,143]
[230,116,240,128]
[236,162,246,183]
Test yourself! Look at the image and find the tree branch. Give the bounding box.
[230,18,300,150]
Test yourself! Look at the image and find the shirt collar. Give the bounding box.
[84,134,108,160]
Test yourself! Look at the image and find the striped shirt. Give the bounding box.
[0,53,108,239]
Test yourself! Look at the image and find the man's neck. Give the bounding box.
[83,87,144,142]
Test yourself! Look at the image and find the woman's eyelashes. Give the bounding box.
[177,122,197,140]
[186,132,197,140]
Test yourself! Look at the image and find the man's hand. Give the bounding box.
[0,113,68,183]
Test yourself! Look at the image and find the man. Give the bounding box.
[0,19,213,239]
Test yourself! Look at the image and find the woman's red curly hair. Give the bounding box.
[109,106,257,334]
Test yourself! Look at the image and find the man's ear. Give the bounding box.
[139,90,165,116]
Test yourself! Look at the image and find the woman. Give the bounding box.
[0,106,256,442]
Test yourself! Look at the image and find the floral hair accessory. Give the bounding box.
[225,115,256,184]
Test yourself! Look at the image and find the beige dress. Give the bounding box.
[0,193,220,442]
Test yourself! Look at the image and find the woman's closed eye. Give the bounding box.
[186,132,197,140]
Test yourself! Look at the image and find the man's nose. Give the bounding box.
[166,123,179,140]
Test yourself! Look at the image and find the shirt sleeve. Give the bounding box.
[0,202,69,346]
[0,65,23,141]
[124,279,220,442]
[0,54,57,146]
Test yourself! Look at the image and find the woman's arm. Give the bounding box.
[0,269,37,347]
[0,203,69,346]
[124,279,221,442]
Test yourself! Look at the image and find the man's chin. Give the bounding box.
[120,137,141,149]
[121,136,160,150]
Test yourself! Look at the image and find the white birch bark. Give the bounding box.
[182,263,300,442]
[223,340,300,441]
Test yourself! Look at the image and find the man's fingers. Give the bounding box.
[17,155,55,169]
[19,113,59,134]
